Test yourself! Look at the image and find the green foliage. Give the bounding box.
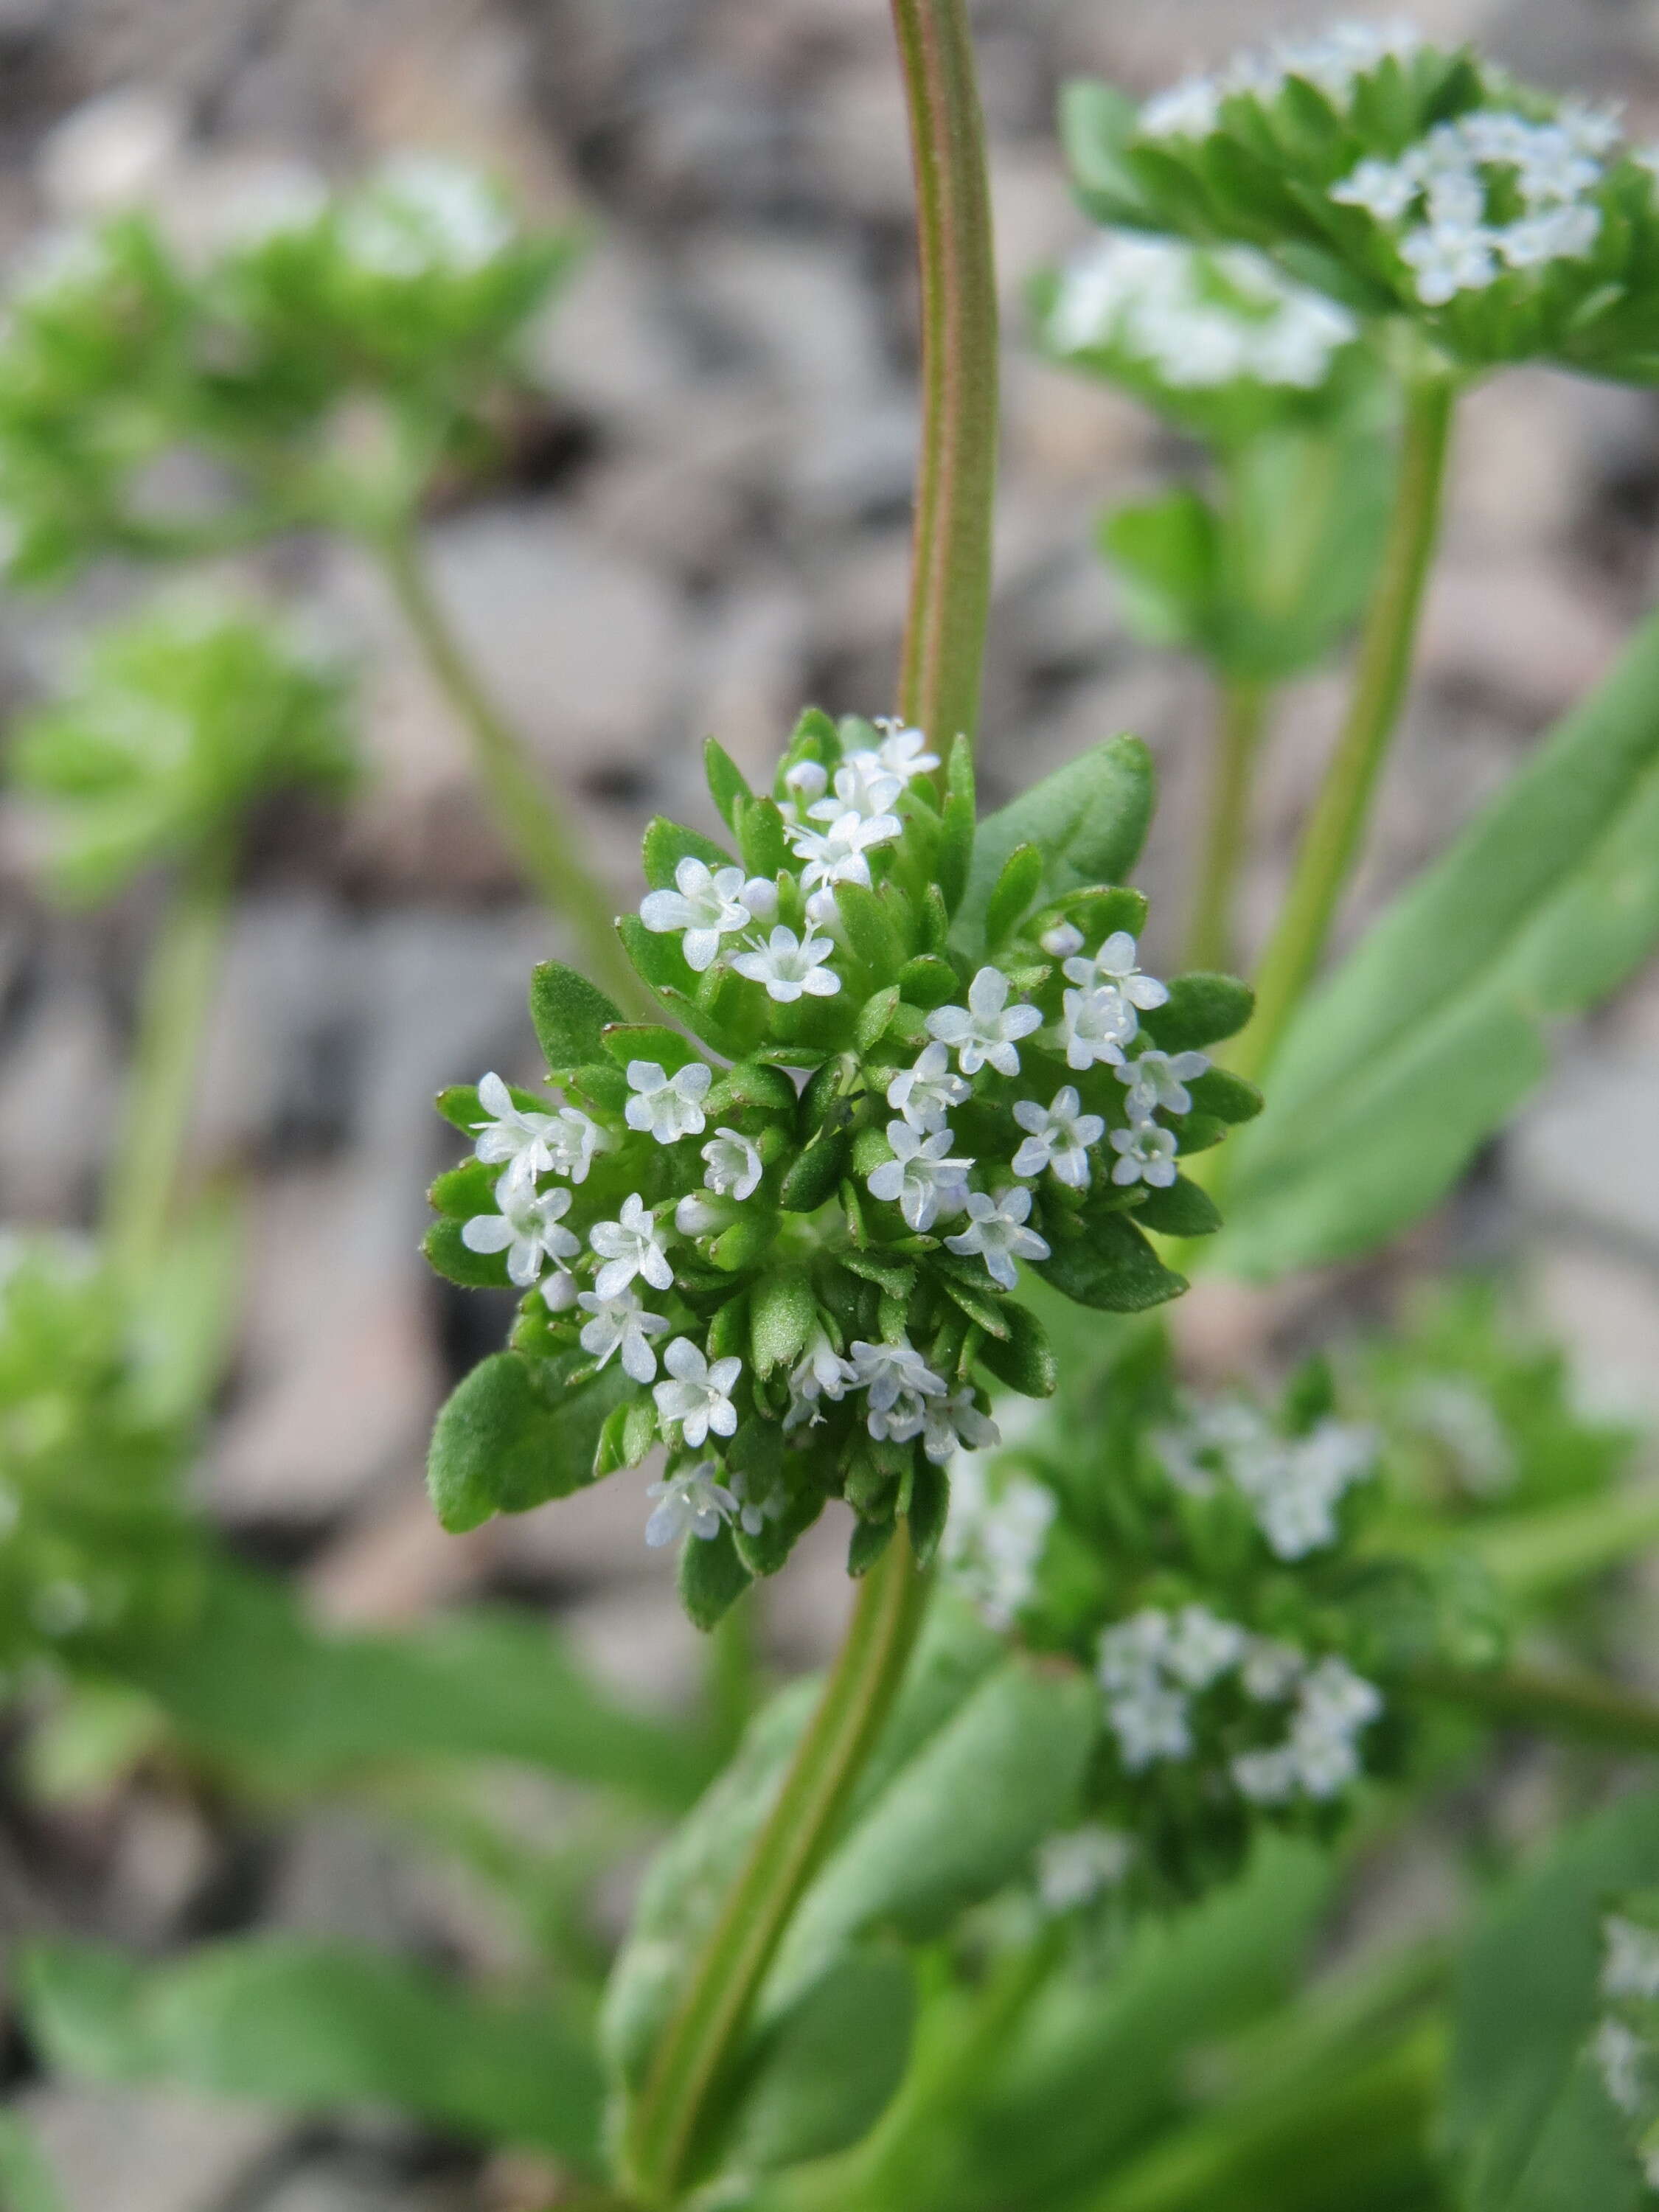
[0,2116,66,2212]
[9,600,355,900]
[17,1935,606,2166]
[428,1349,633,1531]
[957,735,1153,951]
[1216,611,1659,1276]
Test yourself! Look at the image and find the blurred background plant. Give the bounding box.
[4,6,1659,2212]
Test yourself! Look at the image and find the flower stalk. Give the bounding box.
[1186,672,1267,973]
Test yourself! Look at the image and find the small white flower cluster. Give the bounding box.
[1152,1397,1377,1559]
[1096,1604,1383,1804]
[1044,930,1199,1193]
[1049,232,1358,392]
[940,1452,1057,1630]
[1595,1914,1659,2183]
[785,1332,1001,1467]
[338,155,518,279]
[1331,106,1620,305]
[1035,1823,1135,1914]
[1139,19,1423,142]
[639,719,937,998]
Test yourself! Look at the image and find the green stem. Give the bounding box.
[1186,673,1267,973]
[620,1525,931,2204]
[1230,372,1455,1087]
[375,524,643,1013]
[892,0,1000,754]
[1408,1660,1659,1758]
[705,1588,762,1764]
[102,835,235,1287]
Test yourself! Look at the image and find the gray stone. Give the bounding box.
[1509,1041,1659,1259]
[13,2083,285,2212]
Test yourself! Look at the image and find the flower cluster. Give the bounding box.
[1067,22,1659,380]
[424,711,1260,1623]
[1593,1905,1659,2189]
[1151,1396,1377,1560]
[1046,232,1359,394]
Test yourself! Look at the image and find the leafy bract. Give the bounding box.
[428,1349,631,1531]
[1215,612,1659,1276]
[17,1937,605,2166]
[957,737,1154,951]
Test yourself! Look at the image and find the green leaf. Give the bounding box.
[601,1022,701,1073]
[1140,973,1254,1054]
[958,737,1154,952]
[974,1300,1058,1397]
[750,1270,816,1377]
[736,796,787,880]
[836,880,903,978]
[984,842,1047,947]
[717,1951,917,2175]
[428,1158,498,1218]
[1037,1208,1187,1313]
[17,1936,605,2166]
[421,1217,508,1289]
[704,737,753,832]
[848,1513,897,1576]
[855,984,901,1053]
[1217,613,1659,1278]
[427,1352,630,1532]
[679,1522,754,1631]
[1100,488,1220,653]
[1447,1788,1659,2212]
[0,2115,66,2212]
[781,1129,848,1214]
[894,953,959,1008]
[1060,77,1158,227]
[529,961,622,1073]
[908,1461,950,1568]
[1132,1174,1223,1238]
[641,815,735,891]
[937,738,977,915]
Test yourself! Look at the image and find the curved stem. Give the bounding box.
[620,1525,931,2204]
[375,524,643,1013]
[1407,1659,1659,1758]
[1186,673,1267,973]
[103,834,235,1287]
[1230,372,1455,1086]
[892,0,1000,754]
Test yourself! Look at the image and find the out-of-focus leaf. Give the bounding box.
[1217,612,1659,1277]
[719,1950,917,2177]
[18,1937,604,2166]
[0,2114,67,2212]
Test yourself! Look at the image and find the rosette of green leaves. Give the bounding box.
[1064,33,1659,383]
[9,601,355,901]
[423,714,1260,1627]
[1037,221,1396,685]
[0,1237,204,1677]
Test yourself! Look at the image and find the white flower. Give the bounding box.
[1399,221,1500,305]
[1062,931,1168,1010]
[868,1388,930,1444]
[1011,1087,1104,1187]
[1288,1658,1383,1798]
[866,1119,973,1231]
[1594,2016,1647,2118]
[625,1060,713,1145]
[342,156,514,277]
[783,758,829,808]
[730,925,841,1002]
[639,857,757,973]
[1332,155,1419,222]
[886,1042,970,1133]
[1228,1419,1376,1560]
[653,1336,742,1447]
[728,1468,785,1537]
[1497,202,1601,268]
[942,1459,1054,1629]
[461,1175,580,1287]
[1164,1603,1248,1689]
[1061,984,1137,1070]
[1241,1637,1307,1703]
[541,1267,579,1312]
[945,1185,1049,1290]
[1040,920,1084,959]
[675,1191,734,1238]
[849,1336,946,1412]
[578,1290,671,1384]
[1036,1825,1134,1913]
[1098,1610,1175,1694]
[1116,1048,1208,1120]
[1604,1916,1659,2002]
[1107,1683,1192,1770]
[785,1330,857,1429]
[927,966,1043,1077]
[644,1461,739,1547]
[470,1071,565,1185]
[1231,1745,1301,1804]
[872,718,939,778]
[806,752,904,824]
[589,1194,674,1300]
[921,1385,1000,1465]
[701,1126,763,1200]
[1110,1121,1179,1189]
[787,810,902,900]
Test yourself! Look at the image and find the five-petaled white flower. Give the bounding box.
[731,925,841,1002]
[1012,1087,1104,1188]
[928,966,1043,1077]
[701,1126,763,1200]
[886,1041,970,1132]
[1116,1048,1208,1120]
[806,753,903,824]
[644,1461,739,1547]
[945,1185,1050,1290]
[1062,931,1169,1011]
[1110,1121,1178,1188]
[785,1331,858,1429]
[653,1336,742,1447]
[866,1119,973,1231]
[578,1290,671,1384]
[872,717,939,779]
[625,1059,713,1144]
[787,811,902,902]
[1061,984,1138,1070]
[470,1071,565,1186]
[639,858,757,973]
[850,1336,946,1412]
[462,1175,580,1288]
[590,1194,674,1300]
[922,1385,1001,1465]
